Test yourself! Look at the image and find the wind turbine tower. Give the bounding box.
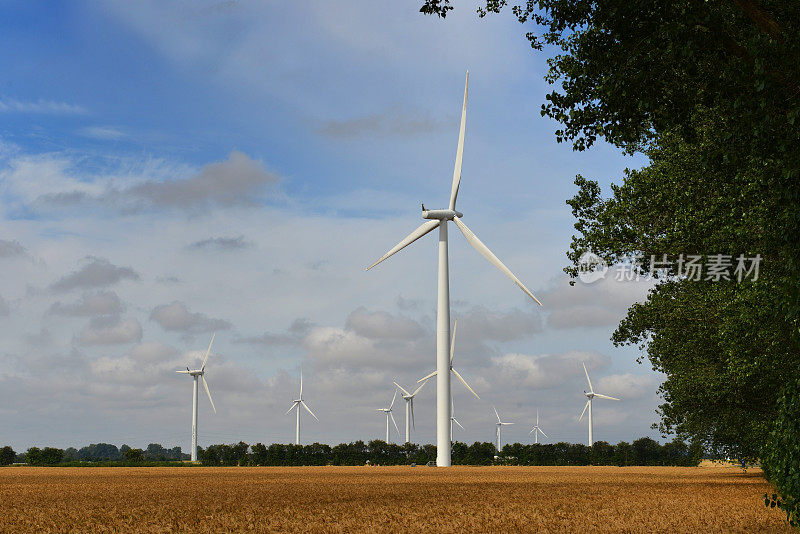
[377,389,401,443]
[493,405,514,454]
[579,362,621,446]
[286,368,318,445]
[450,398,464,442]
[394,380,427,444]
[529,409,548,444]
[176,333,217,462]
[367,72,542,466]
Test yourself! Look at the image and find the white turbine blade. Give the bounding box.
[389,389,398,410]
[411,398,415,430]
[594,393,621,401]
[201,376,216,414]
[453,417,464,430]
[286,401,298,415]
[452,368,480,399]
[299,367,303,398]
[536,409,539,426]
[502,422,514,426]
[450,319,458,365]
[582,362,593,392]
[393,381,411,397]
[453,216,542,306]
[418,370,437,383]
[539,428,548,438]
[366,220,439,271]
[493,405,501,423]
[529,427,536,434]
[449,70,469,210]
[175,370,191,374]
[411,380,427,397]
[301,401,319,421]
[390,412,400,437]
[201,332,215,371]
[579,399,590,421]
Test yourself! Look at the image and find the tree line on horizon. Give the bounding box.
[0,437,702,467]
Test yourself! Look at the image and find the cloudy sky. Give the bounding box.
[0,1,661,451]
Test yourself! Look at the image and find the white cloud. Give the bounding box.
[49,291,125,317]
[78,126,127,140]
[319,105,452,138]
[35,151,278,214]
[50,258,140,293]
[539,275,653,330]
[345,307,424,340]
[0,239,26,258]
[78,317,143,346]
[596,373,658,400]
[187,235,250,251]
[490,351,610,389]
[0,98,86,114]
[150,301,231,334]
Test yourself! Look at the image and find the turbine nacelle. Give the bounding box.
[422,208,463,220]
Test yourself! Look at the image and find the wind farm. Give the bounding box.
[3,0,796,531]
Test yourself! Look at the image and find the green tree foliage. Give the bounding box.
[25,447,64,465]
[77,443,121,461]
[0,446,16,466]
[123,448,145,462]
[763,377,800,526]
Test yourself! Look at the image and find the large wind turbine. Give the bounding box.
[418,319,480,400]
[450,398,464,443]
[529,409,548,444]
[394,380,427,444]
[176,333,217,462]
[579,362,620,446]
[377,389,401,443]
[493,406,514,454]
[286,368,318,445]
[366,72,542,466]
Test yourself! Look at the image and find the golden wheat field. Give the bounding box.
[0,466,791,533]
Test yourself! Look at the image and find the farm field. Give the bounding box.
[0,466,790,532]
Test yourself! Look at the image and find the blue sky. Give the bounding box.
[0,1,659,451]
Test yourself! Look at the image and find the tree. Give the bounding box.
[632,438,662,466]
[25,447,63,465]
[763,377,800,526]
[63,447,79,462]
[123,448,144,463]
[145,443,167,461]
[78,443,120,461]
[0,446,15,466]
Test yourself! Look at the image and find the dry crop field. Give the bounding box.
[0,465,791,533]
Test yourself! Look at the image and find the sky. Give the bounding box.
[0,0,660,451]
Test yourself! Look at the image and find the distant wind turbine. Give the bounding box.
[418,319,480,400]
[377,389,401,443]
[450,398,464,443]
[579,362,620,446]
[394,380,427,444]
[176,333,217,462]
[366,72,542,466]
[529,409,548,444]
[286,368,318,445]
[493,405,514,454]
